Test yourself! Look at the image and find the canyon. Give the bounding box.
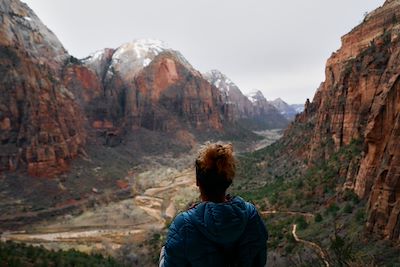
[0,0,400,266]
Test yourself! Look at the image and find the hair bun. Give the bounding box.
[196,142,235,185]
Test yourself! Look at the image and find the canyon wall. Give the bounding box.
[284,0,400,240]
[0,0,86,177]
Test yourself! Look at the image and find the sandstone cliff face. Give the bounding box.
[0,48,86,177]
[132,53,222,132]
[0,0,86,177]
[283,0,400,240]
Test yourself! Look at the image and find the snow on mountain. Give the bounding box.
[83,39,198,84]
[112,39,167,69]
[291,104,304,113]
[203,70,236,99]
[269,98,303,120]
[246,90,267,104]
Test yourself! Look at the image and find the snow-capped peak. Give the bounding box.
[246,90,266,103]
[83,48,107,63]
[204,69,236,95]
[113,39,169,68]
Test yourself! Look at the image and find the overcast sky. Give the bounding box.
[23,0,384,104]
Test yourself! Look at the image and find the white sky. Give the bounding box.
[22,0,384,104]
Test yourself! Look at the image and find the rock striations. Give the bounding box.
[0,0,86,177]
[280,0,400,240]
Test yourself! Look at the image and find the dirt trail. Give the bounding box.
[261,209,329,267]
[260,210,314,218]
[292,224,330,267]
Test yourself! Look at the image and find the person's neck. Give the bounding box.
[201,194,227,203]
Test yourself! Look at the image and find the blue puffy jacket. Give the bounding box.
[160,196,268,267]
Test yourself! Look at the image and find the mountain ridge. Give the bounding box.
[0,0,288,180]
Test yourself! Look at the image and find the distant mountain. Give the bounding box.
[290,104,304,113]
[76,39,222,135]
[0,0,289,179]
[204,70,288,129]
[269,98,304,120]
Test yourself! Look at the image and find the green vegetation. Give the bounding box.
[314,213,323,223]
[231,136,399,266]
[343,203,353,214]
[0,241,125,267]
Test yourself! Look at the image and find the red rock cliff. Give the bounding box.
[81,43,223,135]
[0,0,86,177]
[286,0,400,240]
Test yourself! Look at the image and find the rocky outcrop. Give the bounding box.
[0,47,86,177]
[280,0,400,240]
[0,0,86,177]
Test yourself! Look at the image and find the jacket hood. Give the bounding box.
[187,196,252,244]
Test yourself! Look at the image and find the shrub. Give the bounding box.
[330,233,355,266]
[343,203,353,214]
[343,190,360,204]
[295,216,309,230]
[356,210,365,224]
[326,203,340,217]
[315,213,323,223]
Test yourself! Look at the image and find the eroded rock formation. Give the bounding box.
[0,0,86,177]
[282,0,400,240]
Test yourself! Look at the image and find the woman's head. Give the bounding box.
[195,142,236,201]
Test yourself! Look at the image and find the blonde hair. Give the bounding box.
[195,142,236,197]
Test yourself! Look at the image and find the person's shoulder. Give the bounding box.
[232,196,259,217]
[170,209,194,232]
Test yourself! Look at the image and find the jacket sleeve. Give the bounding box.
[159,213,189,267]
[238,203,268,267]
[253,212,268,267]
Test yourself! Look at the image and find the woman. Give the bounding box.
[160,142,268,267]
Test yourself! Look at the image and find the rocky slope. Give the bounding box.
[0,0,86,177]
[204,70,288,129]
[267,0,400,241]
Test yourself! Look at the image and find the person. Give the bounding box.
[159,142,268,267]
